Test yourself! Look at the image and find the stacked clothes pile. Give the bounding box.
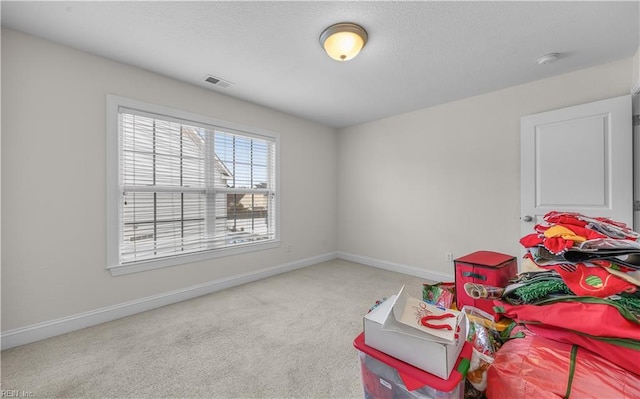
[486,211,640,398]
[510,211,640,316]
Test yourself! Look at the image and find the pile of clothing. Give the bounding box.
[486,211,640,398]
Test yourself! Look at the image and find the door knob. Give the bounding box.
[522,215,533,222]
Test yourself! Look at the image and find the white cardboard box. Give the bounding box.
[363,289,466,379]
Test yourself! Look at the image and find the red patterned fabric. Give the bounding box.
[545,262,636,297]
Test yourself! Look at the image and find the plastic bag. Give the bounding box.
[486,326,640,399]
[422,282,455,309]
[463,282,504,300]
[462,306,502,398]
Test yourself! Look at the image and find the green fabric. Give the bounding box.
[563,345,578,399]
[457,358,470,376]
[511,279,574,304]
[499,320,525,342]
[614,293,640,318]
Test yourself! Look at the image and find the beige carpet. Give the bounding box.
[1,259,428,398]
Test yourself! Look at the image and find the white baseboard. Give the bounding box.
[2,251,451,350]
[337,251,453,282]
[1,252,337,350]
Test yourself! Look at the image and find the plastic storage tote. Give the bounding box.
[353,333,471,399]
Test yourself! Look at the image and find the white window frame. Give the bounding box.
[106,95,280,276]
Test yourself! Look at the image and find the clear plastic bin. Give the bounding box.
[353,333,470,399]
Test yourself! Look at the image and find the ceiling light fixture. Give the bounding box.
[320,22,368,62]
[537,53,560,65]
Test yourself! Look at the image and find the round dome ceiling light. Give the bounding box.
[537,53,560,65]
[320,22,368,62]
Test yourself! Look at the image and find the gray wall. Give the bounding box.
[337,58,634,277]
[1,29,338,331]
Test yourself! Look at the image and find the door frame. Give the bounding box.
[632,86,640,231]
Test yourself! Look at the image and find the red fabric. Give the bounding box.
[534,223,607,254]
[543,235,574,254]
[544,212,588,227]
[524,324,640,375]
[486,327,640,399]
[519,210,636,253]
[545,263,636,297]
[519,233,543,249]
[544,211,632,232]
[527,223,607,254]
[495,301,640,340]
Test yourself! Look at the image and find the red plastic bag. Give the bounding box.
[524,323,640,375]
[486,327,640,399]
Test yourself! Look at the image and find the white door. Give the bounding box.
[521,94,633,243]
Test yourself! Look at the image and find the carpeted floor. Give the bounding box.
[1,259,427,398]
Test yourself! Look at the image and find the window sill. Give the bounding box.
[107,240,281,276]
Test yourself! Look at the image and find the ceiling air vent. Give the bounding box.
[204,75,234,89]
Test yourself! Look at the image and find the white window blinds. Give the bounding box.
[118,107,276,264]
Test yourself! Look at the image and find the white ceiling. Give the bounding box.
[2,1,639,128]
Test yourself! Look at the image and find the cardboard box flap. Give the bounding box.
[364,289,467,379]
[382,286,460,345]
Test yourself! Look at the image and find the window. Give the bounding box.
[107,95,279,275]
